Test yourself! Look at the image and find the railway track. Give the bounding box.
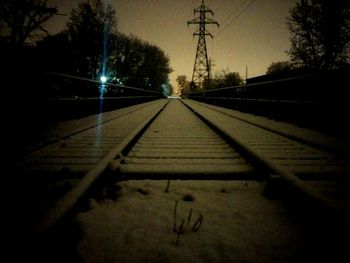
[182,100,350,208]
[10,98,350,261]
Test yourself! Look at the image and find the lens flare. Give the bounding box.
[100,76,107,83]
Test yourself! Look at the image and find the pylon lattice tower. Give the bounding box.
[188,0,219,89]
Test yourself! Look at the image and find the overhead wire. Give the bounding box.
[219,0,249,27]
[216,0,258,37]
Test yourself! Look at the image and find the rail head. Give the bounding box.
[181,99,350,214]
[36,100,169,236]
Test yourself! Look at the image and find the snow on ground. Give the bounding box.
[75,180,324,263]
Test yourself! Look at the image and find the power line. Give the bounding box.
[220,0,250,28]
[216,0,257,37]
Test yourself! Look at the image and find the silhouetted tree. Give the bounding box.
[204,69,243,89]
[287,0,350,70]
[112,33,172,92]
[66,0,116,79]
[176,75,187,88]
[36,31,73,72]
[0,0,58,46]
[223,72,244,86]
[141,43,172,92]
[266,61,294,75]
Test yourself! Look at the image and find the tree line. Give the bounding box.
[266,0,350,76]
[0,0,172,97]
[176,69,244,96]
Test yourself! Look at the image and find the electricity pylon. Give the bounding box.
[188,0,219,89]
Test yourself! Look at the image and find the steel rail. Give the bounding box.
[23,100,164,154]
[181,99,349,213]
[36,100,169,236]
[186,100,349,157]
[33,97,349,238]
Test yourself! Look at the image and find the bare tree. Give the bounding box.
[176,75,191,95]
[176,75,187,88]
[287,0,350,70]
[0,0,58,46]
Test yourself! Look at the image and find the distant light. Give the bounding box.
[100,76,107,83]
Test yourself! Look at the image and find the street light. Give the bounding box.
[99,75,107,97]
[100,75,107,84]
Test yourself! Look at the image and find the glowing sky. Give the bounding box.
[47,0,297,87]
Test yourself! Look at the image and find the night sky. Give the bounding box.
[46,0,297,87]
